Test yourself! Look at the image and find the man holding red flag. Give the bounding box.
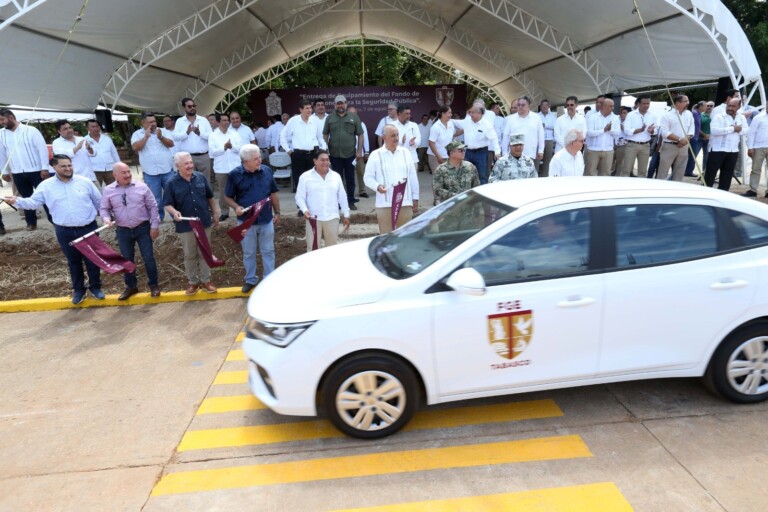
[4,154,104,305]
[163,152,220,295]
[364,124,419,234]
[224,144,280,293]
[295,149,350,252]
[100,162,162,300]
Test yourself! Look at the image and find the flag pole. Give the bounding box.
[178,216,200,221]
[0,198,18,211]
[69,223,112,246]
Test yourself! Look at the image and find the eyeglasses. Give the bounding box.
[185,104,197,108]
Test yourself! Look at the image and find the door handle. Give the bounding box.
[710,279,748,290]
[557,296,596,308]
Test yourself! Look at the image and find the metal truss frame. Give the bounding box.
[664,0,765,110]
[101,0,260,110]
[216,36,506,112]
[0,0,47,33]
[184,0,349,100]
[465,0,618,94]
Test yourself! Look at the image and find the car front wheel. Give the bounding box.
[706,325,768,403]
[323,355,417,439]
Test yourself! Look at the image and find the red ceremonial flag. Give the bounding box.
[189,219,226,267]
[73,236,137,275]
[308,216,319,251]
[391,179,407,230]
[226,198,271,243]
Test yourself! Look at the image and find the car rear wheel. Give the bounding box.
[323,355,417,439]
[705,325,768,403]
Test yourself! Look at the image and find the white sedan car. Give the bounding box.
[244,177,768,439]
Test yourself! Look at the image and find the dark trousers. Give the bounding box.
[290,150,315,193]
[116,221,159,289]
[705,151,739,191]
[464,148,488,185]
[465,147,489,184]
[55,221,102,293]
[13,171,50,226]
[331,156,356,205]
[685,138,704,176]
[646,150,661,179]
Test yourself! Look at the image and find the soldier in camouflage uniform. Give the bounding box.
[433,140,481,204]
[489,133,538,182]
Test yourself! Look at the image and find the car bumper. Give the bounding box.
[243,337,322,416]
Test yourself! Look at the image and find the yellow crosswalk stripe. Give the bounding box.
[197,395,266,414]
[153,434,592,496]
[225,349,245,361]
[179,399,563,451]
[235,331,245,342]
[212,371,248,385]
[330,482,633,512]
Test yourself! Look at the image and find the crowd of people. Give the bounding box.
[0,88,766,303]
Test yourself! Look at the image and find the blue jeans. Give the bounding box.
[116,221,159,288]
[330,156,356,205]
[465,148,489,184]
[13,171,51,226]
[647,150,660,179]
[55,221,102,294]
[143,171,174,221]
[241,220,275,285]
[685,138,704,176]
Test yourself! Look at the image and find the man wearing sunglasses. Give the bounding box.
[174,98,213,185]
[99,162,161,300]
[554,96,587,153]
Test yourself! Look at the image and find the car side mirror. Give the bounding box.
[446,267,487,296]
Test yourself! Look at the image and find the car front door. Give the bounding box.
[431,206,605,398]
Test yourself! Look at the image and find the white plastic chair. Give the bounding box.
[269,152,292,185]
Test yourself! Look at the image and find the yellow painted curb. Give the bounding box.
[0,287,250,313]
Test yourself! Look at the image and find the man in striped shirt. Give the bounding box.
[0,108,50,232]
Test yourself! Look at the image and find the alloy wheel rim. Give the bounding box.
[336,370,406,431]
[727,336,768,395]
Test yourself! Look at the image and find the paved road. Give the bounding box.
[1,302,767,511]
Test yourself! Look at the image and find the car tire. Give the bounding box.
[705,324,768,403]
[323,355,417,439]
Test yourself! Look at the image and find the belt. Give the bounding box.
[627,140,649,145]
[293,148,315,154]
[116,220,150,230]
[663,141,679,144]
[190,152,208,156]
[466,146,488,152]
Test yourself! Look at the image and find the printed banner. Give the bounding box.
[73,236,136,275]
[391,179,407,231]
[226,198,270,243]
[190,219,226,268]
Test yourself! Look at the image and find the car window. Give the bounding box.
[370,190,514,279]
[728,210,768,247]
[614,204,717,267]
[463,208,591,285]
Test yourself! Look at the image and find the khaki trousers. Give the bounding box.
[748,147,768,192]
[179,229,211,284]
[657,143,689,181]
[613,145,627,176]
[355,158,366,194]
[94,170,115,187]
[622,143,650,177]
[376,206,413,234]
[215,174,229,214]
[584,150,614,176]
[305,218,339,252]
[191,154,212,184]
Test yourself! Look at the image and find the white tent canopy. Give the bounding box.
[0,0,763,115]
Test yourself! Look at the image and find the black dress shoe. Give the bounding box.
[241,283,256,293]
[742,190,757,197]
[118,287,139,301]
[359,192,369,198]
[219,214,229,221]
[353,198,360,203]
[349,204,358,211]
[150,286,161,298]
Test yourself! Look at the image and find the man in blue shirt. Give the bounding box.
[5,154,104,304]
[163,151,220,295]
[224,144,280,293]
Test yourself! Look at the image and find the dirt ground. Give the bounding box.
[0,214,379,301]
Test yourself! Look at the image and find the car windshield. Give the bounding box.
[369,190,515,279]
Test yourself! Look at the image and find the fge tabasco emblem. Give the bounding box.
[488,310,533,361]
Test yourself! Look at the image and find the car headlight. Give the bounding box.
[246,317,315,347]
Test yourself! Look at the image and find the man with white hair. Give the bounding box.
[375,102,399,147]
[457,103,500,185]
[549,129,586,177]
[224,144,280,293]
[164,151,219,295]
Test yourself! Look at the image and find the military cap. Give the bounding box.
[445,139,467,153]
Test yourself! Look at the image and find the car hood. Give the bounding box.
[246,238,391,323]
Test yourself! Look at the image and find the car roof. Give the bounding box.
[475,177,760,211]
